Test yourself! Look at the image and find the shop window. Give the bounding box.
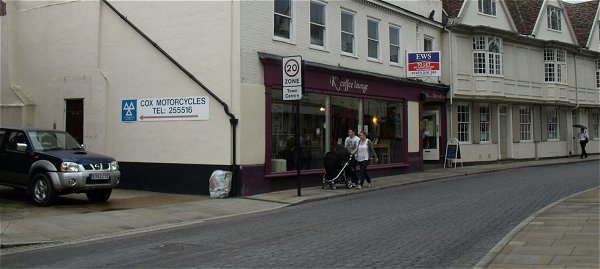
[269,91,405,173]
[363,99,403,164]
[271,90,327,172]
[331,95,360,146]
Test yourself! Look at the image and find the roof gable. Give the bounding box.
[564,0,599,47]
[442,0,465,17]
[505,0,544,35]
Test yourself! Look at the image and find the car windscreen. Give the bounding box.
[28,131,83,151]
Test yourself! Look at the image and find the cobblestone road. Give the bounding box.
[2,161,598,268]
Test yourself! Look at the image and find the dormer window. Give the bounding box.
[478,0,496,16]
[547,6,562,31]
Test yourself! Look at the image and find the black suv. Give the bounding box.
[0,126,120,206]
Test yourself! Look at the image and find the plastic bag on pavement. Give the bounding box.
[209,170,232,199]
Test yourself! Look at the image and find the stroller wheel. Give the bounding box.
[322,182,326,189]
[330,182,336,190]
[346,180,353,189]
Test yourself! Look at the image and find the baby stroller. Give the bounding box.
[322,145,354,190]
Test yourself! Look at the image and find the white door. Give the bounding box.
[423,110,439,160]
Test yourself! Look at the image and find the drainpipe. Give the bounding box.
[443,26,453,142]
[101,0,240,195]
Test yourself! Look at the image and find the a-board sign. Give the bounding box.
[445,143,461,160]
[282,56,303,101]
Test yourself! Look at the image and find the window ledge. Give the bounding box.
[341,52,358,59]
[390,62,403,68]
[273,36,296,45]
[477,12,497,18]
[367,57,382,64]
[309,45,329,52]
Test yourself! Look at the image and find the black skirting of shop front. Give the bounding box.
[117,162,231,195]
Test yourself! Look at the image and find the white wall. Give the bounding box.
[7,1,237,165]
[240,0,444,86]
[458,0,516,33]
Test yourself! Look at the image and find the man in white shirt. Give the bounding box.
[345,128,360,187]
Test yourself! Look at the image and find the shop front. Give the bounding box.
[240,53,448,195]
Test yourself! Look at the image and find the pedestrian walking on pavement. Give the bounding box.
[345,128,360,187]
[579,128,589,159]
[355,131,377,189]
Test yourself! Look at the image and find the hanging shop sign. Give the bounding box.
[406,51,441,78]
[121,96,209,122]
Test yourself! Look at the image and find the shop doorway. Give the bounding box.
[65,99,84,145]
[499,105,508,159]
[422,109,439,160]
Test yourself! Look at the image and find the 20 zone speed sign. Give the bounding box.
[282,56,303,100]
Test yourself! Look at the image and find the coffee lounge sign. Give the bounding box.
[329,76,369,94]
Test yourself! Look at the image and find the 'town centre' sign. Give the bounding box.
[122,96,209,122]
[282,56,303,101]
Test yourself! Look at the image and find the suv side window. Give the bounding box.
[6,131,29,152]
[0,130,5,149]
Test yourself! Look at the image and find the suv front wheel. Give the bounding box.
[86,189,112,203]
[31,173,58,206]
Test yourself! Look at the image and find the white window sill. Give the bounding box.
[472,73,504,78]
[367,57,382,64]
[477,12,497,18]
[390,62,403,68]
[547,139,560,142]
[309,45,329,52]
[341,52,358,59]
[547,28,562,33]
[272,36,296,45]
[519,140,534,143]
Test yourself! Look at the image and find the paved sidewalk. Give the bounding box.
[1,156,599,267]
[478,187,599,269]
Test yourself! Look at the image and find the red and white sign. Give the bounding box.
[407,51,441,78]
[282,56,303,101]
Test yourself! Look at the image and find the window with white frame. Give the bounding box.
[424,36,434,51]
[367,18,380,60]
[547,107,559,140]
[389,25,401,64]
[547,6,562,31]
[310,1,326,48]
[274,0,293,40]
[544,49,567,83]
[596,60,600,89]
[341,10,355,55]
[458,104,470,142]
[473,36,503,75]
[520,106,533,141]
[480,105,491,142]
[592,110,599,139]
[478,0,496,16]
